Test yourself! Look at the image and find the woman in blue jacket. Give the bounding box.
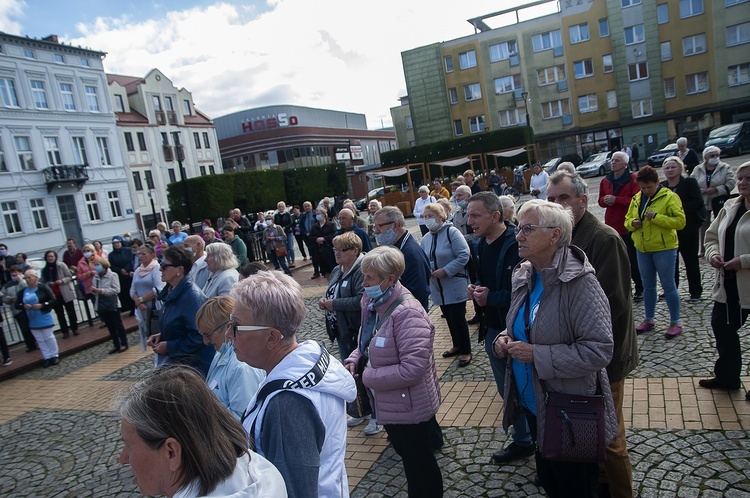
[16,269,59,367]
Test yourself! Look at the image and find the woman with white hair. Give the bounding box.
[675,137,700,174]
[16,269,59,367]
[366,199,382,246]
[691,145,737,256]
[202,243,240,298]
[498,195,517,225]
[414,186,437,236]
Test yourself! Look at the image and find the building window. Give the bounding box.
[541,99,570,119]
[124,132,135,152]
[165,96,174,111]
[449,87,458,104]
[108,191,122,218]
[728,62,750,86]
[599,19,609,37]
[209,165,216,175]
[726,0,749,5]
[628,62,649,81]
[202,132,210,149]
[621,0,642,6]
[80,58,90,67]
[23,49,34,59]
[453,119,464,136]
[537,64,566,85]
[193,132,201,149]
[14,136,34,170]
[683,34,707,56]
[464,83,482,101]
[60,83,75,110]
[85,193,101,221]
[405,116,413,129]
[72,137,87,165]
[624,25,645,45]
[132,171,143,191]
[661,41,673,61]
[0,138,6,172]
[54,54,64,63]
[200,165,207,176]
[664,78,677,98]
[459,50,477,69]
[569,23,590,44]
[183,99,192,115]
[161,132,169,145]
[0,78,19,107]
[85,86,99,112]
[444,55,454,73]
[495,74,523,94]
[657,4,670,23]
[114,95,124,112]
[532,30,562,52]
[489,40,517,62]
[727,22,750,47]
[30,198,49,230]
[44,137,62,166]
[144,170,155,189]
[168,168,176,183]
[468,115,486,133]
[574,59,594,79]
[578,94,598,114]
[136,132,147,151]
[96,137,111,166]
[679,0,703,18]
[498,109,527,127]
[603,55,614,73]
[1,201,22,234]
[152,95,162,111]
[632,99,652,118]
[31,80,48,109]
[685,72,709,94]
[607,90,618,109]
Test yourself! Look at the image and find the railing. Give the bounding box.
[1,298,98,347]
[42,165,89,193]
[155,110,166,124]
[167,111,178,125]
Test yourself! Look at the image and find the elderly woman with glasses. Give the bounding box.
[494,200,617,497]
[147,246,214,378]
[202,243,240,298]
[195,296,265,420]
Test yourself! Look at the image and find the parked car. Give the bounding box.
[576,152,612,178]
[647,143,678,167]
[704,122,750,156]
[542,156,562,174]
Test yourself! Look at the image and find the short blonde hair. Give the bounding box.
[463,169,475,179]
[232,271,306,338]
[423,203,447,222]
[148,230,161,239]
[195,295,234,334]
[205,243,239,272]
[277,201,286,211]
[437,198,453,218]
[332,231,362,253]
[360,246,405,280]
[82,244,95,254]
[157,222,167,231]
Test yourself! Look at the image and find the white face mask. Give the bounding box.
[708,157,720,165]
[424,218,440,232]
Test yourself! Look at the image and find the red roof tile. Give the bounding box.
[106,73,145,95]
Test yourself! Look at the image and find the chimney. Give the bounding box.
[42,35,59,44]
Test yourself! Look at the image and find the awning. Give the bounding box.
[488,147,527,158]
[367,167,408,178]
[428,157,470,167]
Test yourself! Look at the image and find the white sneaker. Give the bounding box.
[347,414,370,427]
[363,418,383,435]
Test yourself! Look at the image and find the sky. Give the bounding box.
[1,0,553,129]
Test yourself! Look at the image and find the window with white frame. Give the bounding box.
[632,99,652,118]
[661,41,672,61]
[202,132,210,149]
[72,136,87,165]
[0,78,19,107]
[138,133,147,151]
[664,78,677,98]
[727,22,750,47]
[624,25,645,45]
[31,80,48,109]
[449,87,458,104]
[80,58,90,67]
[124,132,135,152]
[444,56,454,73]
[578,94,598,113]
[459,50,477,69]
[728,62,750,86]
[468,115,486,133]
[489,40,517,62]
[599,19,609,37]
[193,132,201,149]
[85,86,99,112]
[628,62,649,81]
[168,169,176,183]
[498,109,527,127]
[54,54,64,63]
[108,191,122,218]
[405,116,413,129]
[453,119,463,136]
[679,0,703,18]
[1,201,22,234]
[541,99,570,119]
[132,171,143,191]
[184,99,192,115]
[537,64,566,85]
[60,83,75,110]
[657,4,669,24]
[569,23,590,44]
[682,34,706,56]
[152,95,162,111]
[165,96,174,111]
[144,170,155,189]
[114,95,124,113]
[44,137,62,166]
[607,90,618,109]
[209,165,216,175]
[532,30,562,52]
[621,0,641,7]
[574,59,594,79]
[603,55,614,73]
[14,136,34,170]
[24,49,34,59]
[29,198,49,230]
[685,72,709,94]
[464,83,482,101]
[495,74,523,94]
[96,137,111,166]
[200,165,207,176]
[84,193,101,221]
[0,138,6,172]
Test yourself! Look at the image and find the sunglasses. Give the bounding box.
[228,314,272,339]
[159,262,180,270]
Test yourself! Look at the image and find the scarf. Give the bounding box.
[607,170,633,195]
[359,286,395,356]
[136,258,158,278]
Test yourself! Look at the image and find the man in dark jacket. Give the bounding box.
[466,191,529,465]
[547,171,639,498]
[231,208,255,262]
[300,201,320,278]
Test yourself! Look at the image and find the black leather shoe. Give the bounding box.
[458,355,472,367]
[108,348,120,355]
[698,377,740,390]
[467,315,480,325]
[492,442,535,464]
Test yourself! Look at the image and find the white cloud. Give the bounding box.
[67,0,523,128]
[0,0,25,34]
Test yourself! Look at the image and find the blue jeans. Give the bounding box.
[636,249,680,323]
[285,233,295,265]
[486,327,533,447]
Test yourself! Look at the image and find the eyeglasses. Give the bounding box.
[375,221,395,229]
[515,224,557,236]
[229,314,272,339]
[332,247,353,254]
[159,262,180,270]
[202,321,229,341]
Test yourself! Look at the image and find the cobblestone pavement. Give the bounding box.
[1,157,750,496]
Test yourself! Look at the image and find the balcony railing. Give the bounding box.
[167,111,178,125]
[43,165,89,193]
[155,110,166,125]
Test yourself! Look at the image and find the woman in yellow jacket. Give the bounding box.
[625,165,686,338]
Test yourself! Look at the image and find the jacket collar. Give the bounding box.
[158,274,194,302]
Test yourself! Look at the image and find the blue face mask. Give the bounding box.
[457,200,468,209]
[315,214,324,222]
[364,278,388,300]
[375,227,398,247]
[0,249,6,256]
[94,265,103,273]
[218,342,232,355]
[123,237,131,243]
[18,262,25,269]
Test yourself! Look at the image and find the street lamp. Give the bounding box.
[148,190,158,231]
[521,91,534,165]
[172,138,194,234]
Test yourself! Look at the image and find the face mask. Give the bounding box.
[218,342,232,355]
[18,262,25,269]
[375,227,398,247]
[83,252,92,259]
[708,157,720,165]
[94,265,103,273]
[364,278,388,300]
[457,200,468,209]
[184,246,194,255]
[202,225,208,231]
[0,249,6,256]
[316,214,323,222]
[424,218,440,232]
[12,274,21,282]
[123,237,131,243]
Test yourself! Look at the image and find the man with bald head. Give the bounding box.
[331,208,371,268]
[184,235,209,289]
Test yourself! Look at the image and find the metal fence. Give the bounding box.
[1,298,99,347]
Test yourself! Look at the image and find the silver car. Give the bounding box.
[576,152,612,178]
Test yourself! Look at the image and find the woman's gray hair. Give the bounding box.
[517,199,574,247]
[737,160,750,177]
[117,366,247,497]
[368,199,382,210]
[676,137,688,147]
[702,145,721,159]
[205,242,239,272]
[418,185,430,194]
[361,246,405,280]
[662,156,685,171]
[232,271,306,338]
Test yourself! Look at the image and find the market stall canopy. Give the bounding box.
[428,157,471,167]
[367,167,408,178]
[488,147,527,158]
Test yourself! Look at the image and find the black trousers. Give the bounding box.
[117,274,135,313]
[0,325,9,361]
[14,311,36,351]
[675,228,702,299]
[527,413,599,498]
[52,295,78,334]
[294,234,307,258]
[384,416,443,498]
[100,310,128,349]
[441,302,471,355]
[306,236,320,274]
[620,232,643,294]
[710,277,749,388]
